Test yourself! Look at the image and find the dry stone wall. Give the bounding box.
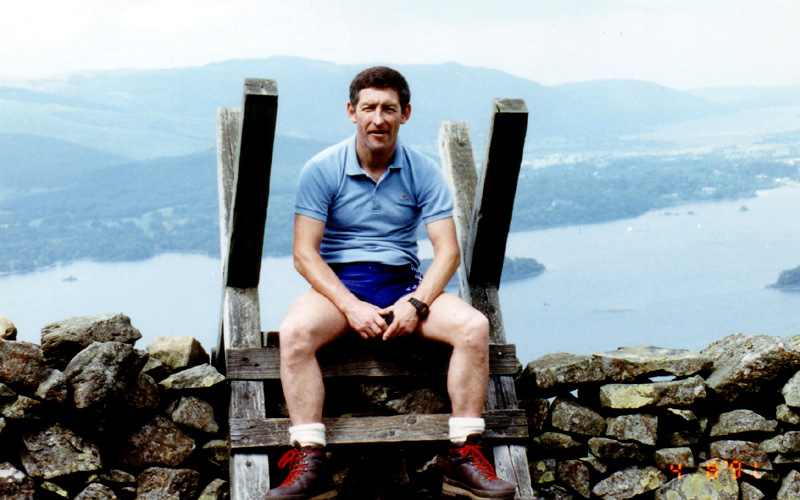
[516,335,800,500]
[6,310,800,500]
[0,313,229,500]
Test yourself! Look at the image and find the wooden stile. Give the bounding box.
[439,101,535,498]
[217,82,535,499]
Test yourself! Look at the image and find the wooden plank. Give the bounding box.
[224,79,278,289]
[223,287,262,350]
[230,381,270,500]
[466,99,528,287]
[226,343,520,380]
[216,107,242,263]
[230,410,528,448]
[214,107,242,370]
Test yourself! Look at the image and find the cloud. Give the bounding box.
[1,0,799,89]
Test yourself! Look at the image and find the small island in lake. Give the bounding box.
[768,264,800,291]
[420,256,545,286]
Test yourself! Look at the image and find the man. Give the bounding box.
[266,66,516,500]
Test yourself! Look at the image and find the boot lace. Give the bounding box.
[277,448,322,486]
[454,443,500,480]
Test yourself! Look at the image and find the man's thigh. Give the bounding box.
[280,288,351,351]
[417,292,488,345]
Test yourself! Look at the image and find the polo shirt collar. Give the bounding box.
[345,135,406,177]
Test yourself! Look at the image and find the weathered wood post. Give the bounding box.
[216,79,278,500]
[439,98,534,498]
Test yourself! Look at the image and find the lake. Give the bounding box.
[4,183,800,364]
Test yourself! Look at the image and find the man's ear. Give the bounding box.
[400,103,411,124]
[347,101,357,123]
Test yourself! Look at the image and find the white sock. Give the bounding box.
[289,423,326,448]
[449,417,485,444]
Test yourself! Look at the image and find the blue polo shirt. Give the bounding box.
[295,135,454,267]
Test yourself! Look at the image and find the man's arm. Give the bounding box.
[293,214,389,338]
[381,216,460,340]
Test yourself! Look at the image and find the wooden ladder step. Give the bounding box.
[225,343,520,379]
[230,409,528,448]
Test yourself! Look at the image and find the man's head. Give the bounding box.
[349,66,410,110]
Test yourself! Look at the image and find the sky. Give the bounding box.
[1,0,799,90]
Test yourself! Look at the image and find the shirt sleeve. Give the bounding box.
[416,157,454,225]
[294,160,333,222]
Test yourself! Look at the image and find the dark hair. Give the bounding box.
[349,66,411,109]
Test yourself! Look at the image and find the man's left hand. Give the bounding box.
[379,300,419,340]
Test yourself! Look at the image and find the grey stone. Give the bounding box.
[34,368,68,403]
[136,467,200,500]
[74,483,119,499]
[777,403,800,424]
[0,382,15,398]
[759,434,783,454]
[709,440,772,470]
[0,339,47,392]
[146,336,208,370]
[198,479,229,500]
[588,437,649,462]
[118,415,196,467]
[20,423,102,479]
[0,416,5,436]
[782,370,800,406]
[605,413,658,446]
[654,447,695,470]
[701,333,800,402]
[532,432,585,453]
[41,313,141,368]
[386,388,447,414]
[159,363,225,390]
[532,485,574,500]
[40,481,69,498]
[655,464,739,500]
[778,469,800,500]
[709,409,777,436]
[740,482,765,500]
[774,454,800,464]
[557,460,590,498]
[172,396,219,434]
[64,341,140,409]
[126,371,160,409]
[0,462,38,499]
[531,459,556,484]
[594,346,713,382]
[0,316,17,340]
[550,396,606,436]
[599,375,706,409]
[592,465,665,500]
[202,439,229,469]
[519,398,550,432]
[780,431,800,453]
[141,354,175,380]
[522,352,604,391]
[1,395,43,419]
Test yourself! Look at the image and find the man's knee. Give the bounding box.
[279,316,318,361]
[457,310,490,349]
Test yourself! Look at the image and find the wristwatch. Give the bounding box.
[408,297,430,320]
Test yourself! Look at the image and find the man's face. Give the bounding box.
[347,87,411,160]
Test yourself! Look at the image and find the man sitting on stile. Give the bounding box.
[266,66,516,500]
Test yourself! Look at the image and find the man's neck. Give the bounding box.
[356,141,395,181]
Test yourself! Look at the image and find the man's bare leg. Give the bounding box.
[420,293,515,499]
[416,292,490,418]
[279,288,350,425]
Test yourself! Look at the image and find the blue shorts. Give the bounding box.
[330,262,422,309]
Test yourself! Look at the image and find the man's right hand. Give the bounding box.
[343,300,389,339]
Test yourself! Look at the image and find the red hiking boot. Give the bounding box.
[266,445,337,500]
[443,435,516,499]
